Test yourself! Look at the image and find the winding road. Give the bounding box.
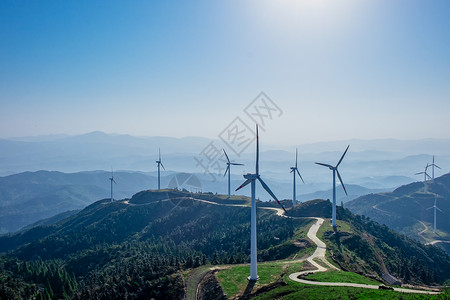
[224,203,441,294]
[123,196,441,295]
[287,217,440,295]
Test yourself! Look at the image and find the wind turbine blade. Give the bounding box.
[223,149,230,163]
[295,148,298,168]
[436,207,443,212]
[415,172,424,175]
[336,170,348,196]
[236,179,252,191]
[224,165,230,177]
[336,145,350,167]
[113,179,117,184]
[426,206,433,210]
[256,125,259,176]
[231,163,244,166]
[290,169,294,173]
[159,148,161,161]
[296,169,305,183]
[435,164,441,169]
[315,162,333,168]
[258,177,286,212]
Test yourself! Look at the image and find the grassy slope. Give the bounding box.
[216,214,448,299]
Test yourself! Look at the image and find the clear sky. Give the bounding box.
[1,0,449,145]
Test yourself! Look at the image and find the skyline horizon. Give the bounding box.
[1,1,450,145]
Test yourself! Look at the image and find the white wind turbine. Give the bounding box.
[235,125,286,281]
[315,145,349,229]
[223,149,243,199]
[290,148,304,207]
[109,169,116,202]
[430,155,441,182]
[415,164,431,192]
[156,148,165,191]
[427,197,443,234]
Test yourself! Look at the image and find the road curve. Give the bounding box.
[189,200,441,295]
[124,197,441,295]
[426,240,450,245]
[285,215,440,295]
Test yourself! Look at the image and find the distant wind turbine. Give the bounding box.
[427,197,443,234]
[236,125,286,281]
[290,148,304,207]
[109,169,116,202]
[415,164,431,192]
[315,145,349,229]
[430,155,441,182]
[156,148,165,191]
[223,149,243,199]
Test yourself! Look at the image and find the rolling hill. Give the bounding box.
[346,173,450,248]
[0,170,393,234]
[0,190,449,299]
[0,170,155,233]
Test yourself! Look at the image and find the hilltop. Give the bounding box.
[0,190,449,299]
[346,173,450,250]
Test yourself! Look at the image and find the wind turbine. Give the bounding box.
[315,145,349,229]
[290,148,304,207]
[427,197,443,234]
[235,125,286,281]
[429,155,441,182]
[156,148,165,191]
[109,169,116,202]
[415,164,431,192]
[223,149,243,199]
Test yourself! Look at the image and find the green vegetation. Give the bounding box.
[346,173,450,244]
[1,191,449,299]
[0,190,310,299]
[217,263,286,297]
[252,284,443,300]
[302,270,381,285]
[322,206,450,286]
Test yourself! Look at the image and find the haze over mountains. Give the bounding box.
[1,131,449,233]
[347,173,450,250]
[2,131,449,184]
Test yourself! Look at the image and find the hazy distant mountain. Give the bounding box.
[299,184,392,204]
[0,169,385,233]
[0,170,156,233]
[346,173,450,245]
[1,132,449,192]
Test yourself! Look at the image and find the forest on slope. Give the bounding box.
[0,190,449,299]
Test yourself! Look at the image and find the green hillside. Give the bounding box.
[346,173,450,244]
[0,190,311,299]
[0,191,449,299]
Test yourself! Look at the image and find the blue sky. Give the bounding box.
[1,0,449,145]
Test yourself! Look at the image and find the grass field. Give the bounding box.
[216,264,283,297]
[300,270,382,285]
[252,283,444,300]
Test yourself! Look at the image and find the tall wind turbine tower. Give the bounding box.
[430,155,441,182]
[223,149,243,199]
[290,148,304,206]
[415,164,431,192]
[156,148,165,191]
[315,145,349,229]
[236,125,285,281]
[427,197,443,234]
[109,169,116,202]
